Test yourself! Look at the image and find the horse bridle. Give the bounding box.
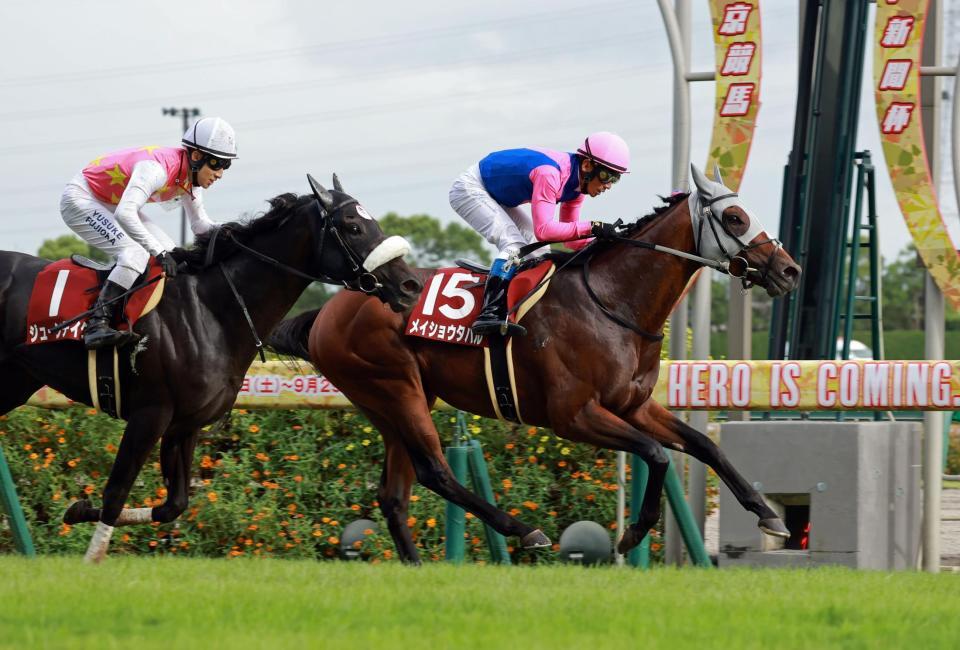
[694,191,783,289]
[208,194,401,360]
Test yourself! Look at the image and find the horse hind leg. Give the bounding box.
[628,400,789,539]
[0,363,43,416]
[150,431,200,524]
[367,401,549,549]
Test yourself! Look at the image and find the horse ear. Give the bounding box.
[307,173,334,210]
[712,163,724,186]
[332,173,344,193]
[690,164,714,197]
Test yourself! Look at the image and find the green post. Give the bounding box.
[444,443,469,563]
[663,455,712,567]
[0,445,35,557]
[628,454,650,568]
[466,439,511,565]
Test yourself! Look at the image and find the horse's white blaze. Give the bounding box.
[48,270,70,317]
[362,235,411,272]
[83,521,114,564]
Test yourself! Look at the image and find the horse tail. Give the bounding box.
[267,308,321,360]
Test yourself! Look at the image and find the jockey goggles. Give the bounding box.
[202,154,232,171]
[596,167,620,185]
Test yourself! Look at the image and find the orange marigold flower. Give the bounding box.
[255,452,269,462]
[66,460,77,468]
[406,516,417,527]
[328,536,339,545]
[337,463,347,469]
[558,461,567,467]
[383,549,393,560]
[363,528,374,536]
[508,508,521,516]
[650,543,662,552]
[501,478,513,490]
[156,487,167,498]
[505,443,515,450]
[83,485,95,495]
[528,456,537,463]
[293,475,303,483]
[522,501,539,510]
[410,495,420,502]
[249,424,260,433]
[350,504,360,511]
[426,518,436,528]
[207,491,218,503]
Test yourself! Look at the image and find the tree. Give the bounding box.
[379,213,491,267]
[37,234,109,263]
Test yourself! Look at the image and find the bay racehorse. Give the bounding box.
[0,174,422,562]
[269,165,802,563]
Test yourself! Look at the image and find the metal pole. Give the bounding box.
[688,268,711,536]
[466,438,511,565]
[444,444,469,563]
[658,0,692,566]
[923,273,944,573]
[0,445,35,557]
[162,107,200,247]
[615,451,626,565]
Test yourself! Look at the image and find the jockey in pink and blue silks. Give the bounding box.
[449,131,629,336]
[60,117,238,349]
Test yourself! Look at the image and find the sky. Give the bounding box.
[0,0,957,265]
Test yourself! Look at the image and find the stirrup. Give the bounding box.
[84,324,139,350]
[471,318,527,338]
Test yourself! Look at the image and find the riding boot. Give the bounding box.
[83,280,139,350]
[471,274,527,337]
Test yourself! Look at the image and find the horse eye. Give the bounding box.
[348,225,362,235]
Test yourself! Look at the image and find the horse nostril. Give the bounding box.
[783,265,801,281]
[402,278,422,294]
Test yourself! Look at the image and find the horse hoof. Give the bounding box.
[521,529,551,549]
[759,518,790,539]
[63,500,95,525]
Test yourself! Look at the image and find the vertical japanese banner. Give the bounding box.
[705,1,762,191]
[875,0,960,308]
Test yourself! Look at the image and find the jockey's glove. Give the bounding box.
[591,220,619,240]
[157,251,179,278]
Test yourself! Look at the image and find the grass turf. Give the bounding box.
[0,556,957,649]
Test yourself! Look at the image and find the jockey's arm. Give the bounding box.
[529,166,593,246]
[113,160,169,256]
[558,195,592,251]
[181,189,217,236]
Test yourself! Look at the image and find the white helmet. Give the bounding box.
[182,117,238,159]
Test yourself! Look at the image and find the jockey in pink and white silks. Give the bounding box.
[60,116,238,349]
[449,131,630,336]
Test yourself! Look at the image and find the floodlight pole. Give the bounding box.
[162,107,201,246]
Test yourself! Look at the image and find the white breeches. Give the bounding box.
[60,176,175,289]
[449,164,536,260]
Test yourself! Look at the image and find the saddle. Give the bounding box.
[26,256,165,346]
[406,258,557,423]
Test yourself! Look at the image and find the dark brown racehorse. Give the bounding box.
[269,165,802,563]
[0,175,422,562]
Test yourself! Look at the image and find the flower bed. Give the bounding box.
[0,407,665,563]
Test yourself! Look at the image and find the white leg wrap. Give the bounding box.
[83,522,115,564]
[115,507,153,526]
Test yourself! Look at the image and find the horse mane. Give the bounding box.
[171,193,313,272]
[545,192,690,264]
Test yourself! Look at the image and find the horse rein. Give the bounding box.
[206,195,397,359]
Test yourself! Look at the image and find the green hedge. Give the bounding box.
[0,407,666,563]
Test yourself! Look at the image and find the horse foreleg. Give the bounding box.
[556,400,670,554]
[151,431,199,524]
[84,408,171,563]
[376,437,420,564]
[626,400,789,539]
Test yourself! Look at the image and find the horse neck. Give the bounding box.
[206,222,315,337]
[593,199,701,334]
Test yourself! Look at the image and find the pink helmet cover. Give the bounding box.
[577,131,630,173]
